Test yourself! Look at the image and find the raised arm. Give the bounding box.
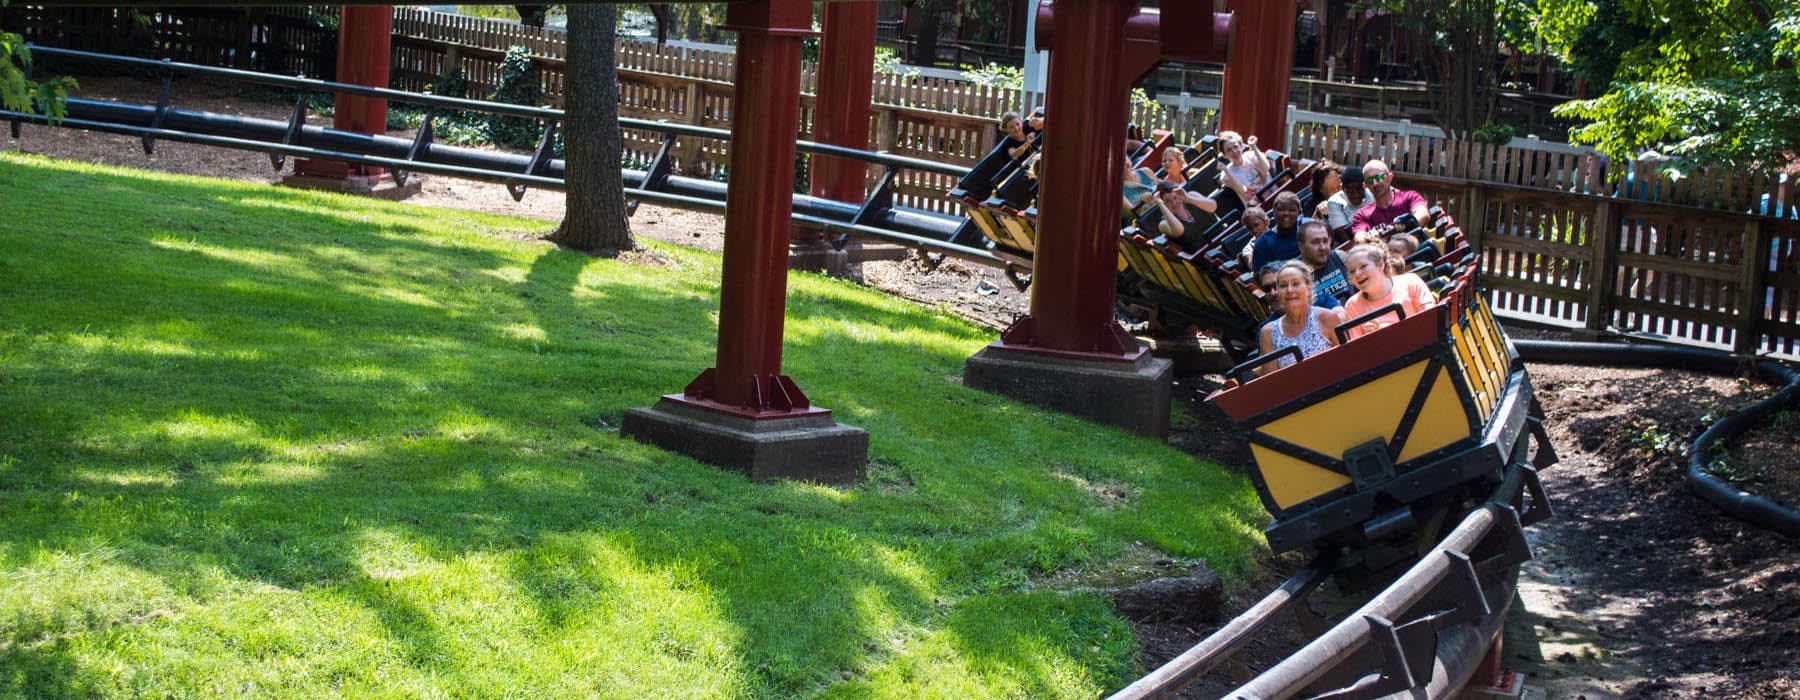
[1183,190,1218,214]
[1156,197,1187,239]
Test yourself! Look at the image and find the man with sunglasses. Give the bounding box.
[1351,159,1431,235]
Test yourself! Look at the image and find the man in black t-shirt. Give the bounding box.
[1299,220,1351,302]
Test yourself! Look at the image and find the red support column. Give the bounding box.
[622,0,868,483]
[294,5,392,180]
[701,17,809,411]
[1219,0,1297,151]
[809,1,877,205]
[790,0,878,275]
[962,0,1174,439]
[1021,0,1137,357]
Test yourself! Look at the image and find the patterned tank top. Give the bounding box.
[1267,308,1333,368]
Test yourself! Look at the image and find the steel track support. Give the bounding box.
[621,0,869,483]
[1218,0,1297,152]
[962,0,1174,439]
[288,5,417,198]
[790,0,877,276]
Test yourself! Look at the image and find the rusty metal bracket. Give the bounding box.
[1515,465,1553,526]
[836,167,898,250]
[627,130,680,217]
[392,102,438,187]
[1004,267,1032,291]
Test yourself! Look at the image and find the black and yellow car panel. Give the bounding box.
[1209,271,1545,553]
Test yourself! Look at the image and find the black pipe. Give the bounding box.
[27,45,972,179]
[15,98,974,247]
[1514,340,1800,538]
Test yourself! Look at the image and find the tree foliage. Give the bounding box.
[1541,0,1800,169]
[1,0,75,124]
[1358,0,1520,140]
[486,46,545,148]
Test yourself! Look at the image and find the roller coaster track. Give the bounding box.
[4,45,1001,271]
[1108,341,1799,699]
[12,48,1800,700]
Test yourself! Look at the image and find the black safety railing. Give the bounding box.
[6,44,1003,270]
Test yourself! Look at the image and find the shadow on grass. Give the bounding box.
[0,155,1232,696]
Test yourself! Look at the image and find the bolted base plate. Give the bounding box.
[621,396,868,483]
[963,343,1173,438]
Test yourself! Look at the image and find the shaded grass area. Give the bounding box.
[0,152,1265,698]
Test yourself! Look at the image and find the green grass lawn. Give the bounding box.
[0,152,1265,698]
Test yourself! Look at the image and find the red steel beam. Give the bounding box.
[296,5,391,179]
[674,0,826,417]
[808,1,877,206]
[1219,0,1296,151]
[999,0,1141,360]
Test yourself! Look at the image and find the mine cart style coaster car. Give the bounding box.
[1207,255,1558,556]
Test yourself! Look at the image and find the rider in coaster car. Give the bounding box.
[1341,243,1437,341]
[1152,179,1219,251]
[1256,260,1344,376]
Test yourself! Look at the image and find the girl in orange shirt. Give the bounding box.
[1341,243,1436,340]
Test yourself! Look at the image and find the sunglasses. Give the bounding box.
[1365,173,1391,183]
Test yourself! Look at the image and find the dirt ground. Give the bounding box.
[11,76,1799,699]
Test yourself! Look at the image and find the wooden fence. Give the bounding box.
[0,5,338,78]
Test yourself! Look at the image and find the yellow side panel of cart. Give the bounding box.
[1396,366,1471,463]
[999,216,1037,253]
[1252,444,1353,510]
[970,208,1006,245]
[1259,360,1428,463]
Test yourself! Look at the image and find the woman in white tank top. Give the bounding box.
[1257,260,1343,376]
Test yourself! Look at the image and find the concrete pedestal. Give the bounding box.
[621,396,869,483]
[280,172,422,201]
[964,345,1173,438]
[787,239,851,277]
[1141,335,1235,375]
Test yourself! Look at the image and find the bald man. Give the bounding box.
[1351,159,1431,234]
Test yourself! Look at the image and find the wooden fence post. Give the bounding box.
[874,108,899,152]
[1584,200,1621,334]
[1461,183,1488,251]
[681,82,705,168]
[1735,219,1770,355]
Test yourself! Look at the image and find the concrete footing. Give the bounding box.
[787,241,851,277]
[280,172,422,200]
[1140,334,1236,375]
[621,396,868,483]
[963,345,1173,438]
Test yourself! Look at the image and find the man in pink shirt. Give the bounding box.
[1351,159,1431,234]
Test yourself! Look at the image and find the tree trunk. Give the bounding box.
[515,5,549,28]
[550,4,634,255]
[912,1,941,66]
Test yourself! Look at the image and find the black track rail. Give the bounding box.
[5,45,1010,271]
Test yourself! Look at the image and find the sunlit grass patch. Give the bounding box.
[0,152,1266,698]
